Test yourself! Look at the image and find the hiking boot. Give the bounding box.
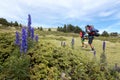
[81,46,84,48]
[91,48,95,51]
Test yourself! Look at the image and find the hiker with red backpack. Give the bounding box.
[85,25,99,51]
[80,31,87,48]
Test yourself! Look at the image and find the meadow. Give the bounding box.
[0,27,120,79]
[35,30,120,67]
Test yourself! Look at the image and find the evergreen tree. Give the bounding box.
[0,18,9,26]
[101,31,109,37]
[10,21,13,26]
[40,27,43,31]
[67,24,74,32]
[110,32,118,36]
[59,27,63,32]
[48,28,51,31]
[19,24,22,27]
[14,21,19,26]
[63,24,67,32]
[57,26,60,31]
[74,26,82,33]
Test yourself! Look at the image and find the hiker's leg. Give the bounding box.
[81,38,84,47]
[88,36,94,50]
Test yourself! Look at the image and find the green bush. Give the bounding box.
[0,32,120,80]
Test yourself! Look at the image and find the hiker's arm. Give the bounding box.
[86,29,91,33]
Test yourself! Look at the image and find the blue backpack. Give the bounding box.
[88,25,100,37]
[91,28,99,37]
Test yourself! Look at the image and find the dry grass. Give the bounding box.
[38,33,120,67]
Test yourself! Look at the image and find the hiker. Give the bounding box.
[80,31,86,48]
[71,37,75,49]
[85,25,99,51]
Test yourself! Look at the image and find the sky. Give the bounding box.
[0,0,120,33]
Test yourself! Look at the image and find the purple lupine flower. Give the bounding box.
[103,41,106,52]
[15,31,20,45]
[28,14,31,26]
[28,14,32,37]
[71,37,74,45]
[93,51,96,56]
[21,28,27,53]
[31,28,34,40]
[35,35,38,42]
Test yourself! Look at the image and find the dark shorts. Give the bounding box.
[88,36,94,44]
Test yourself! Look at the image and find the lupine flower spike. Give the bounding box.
[31,28,34,40]
[35,35,38,42]
[103,41,106,52]
[93,51,96,56]
[20,28,28,53]
[28,14,32,37]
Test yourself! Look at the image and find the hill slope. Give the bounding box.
[0,29,120,79]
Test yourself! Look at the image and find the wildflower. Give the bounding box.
[71,37,74,49]
[71,37,74,45]
[28,14,31,26]
[31,28,34,40]
[35,35,38,42]
[28,14,32,37]
[20,28,27,53]
[93,51,96,56]
[103,41,106,52]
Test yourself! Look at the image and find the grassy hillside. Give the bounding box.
[0,28,120,79]
[42,28,57,31]
[35,30,120,66]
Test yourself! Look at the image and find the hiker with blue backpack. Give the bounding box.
[85,25,99,51]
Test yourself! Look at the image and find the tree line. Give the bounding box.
[101,31,119,37]
[37,25,119,37]
[37,24,82,33]
[57,25,119,37]
[0,18,22,27]
[57,24,82,34]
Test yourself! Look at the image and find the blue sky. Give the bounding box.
[0,0,120,33]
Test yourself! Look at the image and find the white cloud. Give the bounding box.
[99,10,116,17]
[1,0,119,20]
[0,0,120,32]
[99,22,120,33]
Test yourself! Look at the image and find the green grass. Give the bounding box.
[42,28,57,31]
[96,36,120,43]
[0,28,120,79]
[36,31,120,67]
[0,28,120,67]
[35,30,79,37]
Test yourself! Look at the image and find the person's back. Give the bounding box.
[86,25,99,37]
[86,25,96,51]
[80,31,86,47]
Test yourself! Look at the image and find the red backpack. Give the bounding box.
[80,31,85,38]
